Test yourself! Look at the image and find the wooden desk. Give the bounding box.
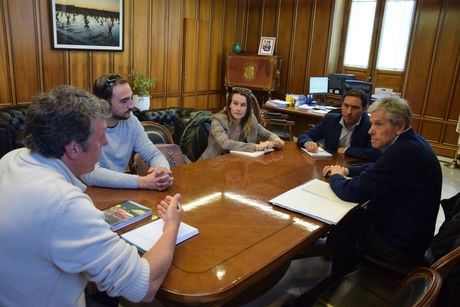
[87,142,343,306]
[263,103,335,137]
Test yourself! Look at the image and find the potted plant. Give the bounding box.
[129,70,156,111]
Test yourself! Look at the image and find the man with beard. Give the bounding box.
[298,89,380,162]
[81,74,173,190]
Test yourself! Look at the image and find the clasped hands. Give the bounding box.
[138,167,174,191]
[257,139,285,151]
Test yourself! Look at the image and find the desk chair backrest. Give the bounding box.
[142,121,174,144]
[392,267,442,307]
[130,121,185,174]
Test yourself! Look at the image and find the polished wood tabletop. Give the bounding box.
[87,142,346,305]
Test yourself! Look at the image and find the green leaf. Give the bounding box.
[128,70,156,97]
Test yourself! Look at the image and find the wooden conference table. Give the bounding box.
[87,142,346,306]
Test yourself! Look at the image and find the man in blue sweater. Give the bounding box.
[323,96,442,273]
[81,74,173,190]
[298,89,380,162]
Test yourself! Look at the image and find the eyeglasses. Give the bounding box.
[105,74,122,88]
[232,87,252,95]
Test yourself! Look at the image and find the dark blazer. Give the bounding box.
[297,112,380,162]
[329,129,442,260]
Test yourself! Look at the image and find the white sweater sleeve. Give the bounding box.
[50,194,150,302]
[80,162,139,189]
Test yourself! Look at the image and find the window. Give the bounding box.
[342,0,416,73]
[343,0,377,68]
[376,0,416,70]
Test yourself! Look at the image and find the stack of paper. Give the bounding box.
[121,219,199,252]
[269,179,358,225]
[301,147,332,158]
[230,149,274,158]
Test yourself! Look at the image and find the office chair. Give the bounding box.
[392,267,442,307]
[344,80,373,105]
[141,121,174,144]
[129,121,186,174]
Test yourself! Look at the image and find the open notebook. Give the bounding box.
[121,219,198,253]
[270,179,358,225]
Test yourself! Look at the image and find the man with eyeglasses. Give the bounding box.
[81,74,173,190]
[297,89,380,162]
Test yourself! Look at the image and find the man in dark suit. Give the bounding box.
[323,96,442,273]
[298,89,380,162]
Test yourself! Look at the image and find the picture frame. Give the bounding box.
[50,0,124,51]
[258,37,276,56]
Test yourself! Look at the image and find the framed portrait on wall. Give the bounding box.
[258,37,276,56]
[50,0,124,51]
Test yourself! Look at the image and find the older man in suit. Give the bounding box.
[298,89,380,162]
[323,96,442,273]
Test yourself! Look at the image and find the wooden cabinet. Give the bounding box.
[225,53,281,94]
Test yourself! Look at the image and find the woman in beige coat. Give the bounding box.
[199,87,284,160]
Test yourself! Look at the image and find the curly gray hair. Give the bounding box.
[24,85,111,158]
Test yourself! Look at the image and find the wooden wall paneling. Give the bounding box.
[166,0,182,96]
[195,94,207,110]
[443,123,460,146]
[209,0,224,91]
[8,0,40,102]
[449,61,460,121]
[69,51,89,90]
[183,18,197,95]
[208,93,219,110]
[33,0,44,92]
[150,0,166,104]
[424,0,460,119]
[183,94,196,108]
[260,0,277,37]
[412,117,421,132]
[166,96,179,108]
[150,97,163,110]
[246,0,262,53]
[420,120,443,143]
[373,71,403,93]
[276,0,294,95]
[344,68,369,82]
[222,0,235,56]
[131,0,149,77]
[403,0,443,115]
[90,52,111,84]
[38,0,65,93]
[308,0,333,78]
[113,0,131,78]
[0,0,12,105]
[289,0,313,94]
[197,0,211,93]
[235,0,248,49]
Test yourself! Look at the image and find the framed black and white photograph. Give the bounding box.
[50,0,123,51]
[258,37,276,56]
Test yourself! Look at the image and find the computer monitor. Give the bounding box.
[309,77,329,94]
[344,80,373,106]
